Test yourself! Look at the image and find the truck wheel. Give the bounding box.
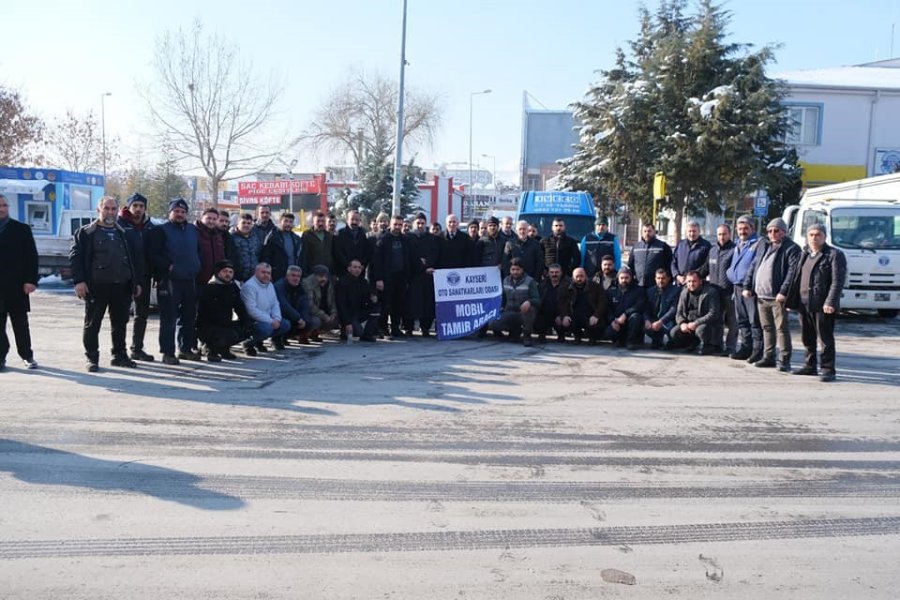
[878,309,899,318]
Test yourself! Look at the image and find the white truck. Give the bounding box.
[783,173,900,317]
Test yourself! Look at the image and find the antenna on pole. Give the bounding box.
[892,23,896,58]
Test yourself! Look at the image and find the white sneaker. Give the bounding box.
[23,358,38,369]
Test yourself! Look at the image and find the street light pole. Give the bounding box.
[468,89,492,200]
[279,158,299,215]
[100,92,112,184]
[391,0,409,217]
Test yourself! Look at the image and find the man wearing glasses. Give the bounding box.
[742,218,801,372]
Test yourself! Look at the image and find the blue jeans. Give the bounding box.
[252,319,291,343]
[157,279,197,355]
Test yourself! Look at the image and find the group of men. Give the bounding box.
[0,190,845,382]
[487,214,846,382]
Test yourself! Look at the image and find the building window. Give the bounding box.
[785,104,821,146]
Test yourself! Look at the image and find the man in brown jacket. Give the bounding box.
[557,267,609,345]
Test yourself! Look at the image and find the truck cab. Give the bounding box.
[784,174,900,317]
[516,191,596,241]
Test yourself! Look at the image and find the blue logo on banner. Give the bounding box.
[447,271,461,286]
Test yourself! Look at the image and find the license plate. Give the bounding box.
[875,293,891,302]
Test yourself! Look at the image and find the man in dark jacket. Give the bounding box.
[557,267,608,345]
[373,215,415,338]
[273,266,314,347]
[743,217,801,371]
[407,213,441,336]
[0,193,39,371]
[147,198,203,365]
[70,196,143,371]
[581,216,621,277]
[195,208,227,287]
[196,259,251,361]
[669,270,722,354]
[334,210,371,274]
[708,224,737,355]
[440,214,472,269]
[644,268,679,349]
[604,267,646,349]
[230,213,262,282]
[535,264,569,343]
[117,192,155,361]
[261,212,303,283]
[217,210,240,266]
[490,258,541,346]
[671,220,711,284]
[252,205,277,244]
[541,218,580,275]
[594,255,618,291]
[726,215,761,361]
[302,211,336,274]
[502,220,544,279]
[628,223,673,288]
[789,224,847,382]
[475,216,505,268]
[336,259,380,342]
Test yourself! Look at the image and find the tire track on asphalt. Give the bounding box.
[4,472,899,501]
[2,517,898,559]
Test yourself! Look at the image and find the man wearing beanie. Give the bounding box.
[743,217,800,371]
[197,259,251,361]
[147,198,202,364]
[476,216,505,268]
[117,193,156,361]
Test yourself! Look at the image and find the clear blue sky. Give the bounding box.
[3,0,899,183]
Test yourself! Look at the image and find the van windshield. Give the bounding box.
[830,208,900,250]
[519,214,595,241]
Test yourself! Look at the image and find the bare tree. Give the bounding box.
[139,20,287,207]
[304,69,441,171]
[45,109,119,173]
[0,86,44,166]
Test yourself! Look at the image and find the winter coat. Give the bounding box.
[302,229,336,273]
[606,283,647,320]
[440,230,473,268]
[541,234,580,274]
[707,240,736,293]
[261,229,303,283]
[147,220,201,283]
[557,280,608,322]
[743,237,801,299]
[372,232,415,282]
[409,231,442,272]
[788,243,847,312]
[644,282,680,324]
[195,221,227,287]
[303,273,338,322]
[229,229,263,282]
[334,225,372,273]
[538,276,570,320]
[69,220,142,292]
[500,274,540,312]
[671,236,711,280]
[117,207,154,277]
[475,234,505,268]
[580,231,621,277]
[675,282,721,326]
[274,277,311,325]
[197,277,250,330]
[0,218,39,313]
[335,273,378,326]
[628,237,673,287]
[252,220,276,245]
[502,237,544,279]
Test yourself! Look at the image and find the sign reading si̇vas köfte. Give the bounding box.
[433,267,502,340]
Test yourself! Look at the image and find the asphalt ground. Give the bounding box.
[1,290,899,599]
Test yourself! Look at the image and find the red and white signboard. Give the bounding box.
[238,179,320,197]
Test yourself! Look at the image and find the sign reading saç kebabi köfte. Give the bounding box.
[433,267,502,340]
